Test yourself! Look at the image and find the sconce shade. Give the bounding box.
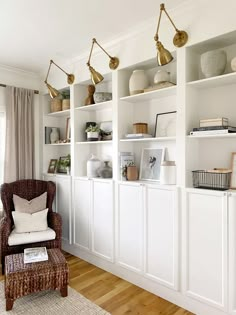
[89,66,104,85]
[46,83,60,98]
[156,41,173,66]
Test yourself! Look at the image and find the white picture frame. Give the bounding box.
[139,148,165,181]
[155,111,177,137]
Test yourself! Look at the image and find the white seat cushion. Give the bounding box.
[8,227,56,246]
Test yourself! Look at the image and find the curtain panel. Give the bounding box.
[4,87,34,182]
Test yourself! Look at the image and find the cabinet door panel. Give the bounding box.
[229,193,236,314]
[92,180,113,260]
[74,179,91,250]
[185,190,227,310]
[145,186,177,289]
[117,183,143,272]
[56,176,71,243]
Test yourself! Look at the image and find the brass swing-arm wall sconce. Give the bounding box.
[44,59,75,98]
[154,3,188,66]
[87,38,119,85]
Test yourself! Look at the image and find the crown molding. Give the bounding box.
[0,63,39,78]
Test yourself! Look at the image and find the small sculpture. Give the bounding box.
[84,84,95,105]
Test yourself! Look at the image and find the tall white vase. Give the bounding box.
[50,127,59,144]
[129,70,149,95]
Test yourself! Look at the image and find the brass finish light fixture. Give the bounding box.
[154,3,188,66]
[44,60,75,98]
[87,38,119,85]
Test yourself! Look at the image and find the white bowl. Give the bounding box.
[94,92,112,103]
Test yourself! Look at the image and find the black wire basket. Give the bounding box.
[192,170,232,191]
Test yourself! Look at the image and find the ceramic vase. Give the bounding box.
[154,70,170,84]
[87,154,101,178]
[129,70,149,95]
[87,131,99,141]
[231,56,236,71]
[160,161,176,185]
[200,50,227,78]
[50,127,59,144]
[98,161,113,178]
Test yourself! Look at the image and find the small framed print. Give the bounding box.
[154,111,177,137]
[139,148,165,181]
[47,159,58,174]
[66,117,71,140]
[231,152,236,189]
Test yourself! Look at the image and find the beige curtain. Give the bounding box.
[4,87,34,183]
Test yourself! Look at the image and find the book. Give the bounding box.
[190,129,236,136]
[125,133,153,139]
[199,117,228,127]
[193,126,236,132]
[24,247,48,264]
[119,152,134,180]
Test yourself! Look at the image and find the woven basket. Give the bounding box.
[133,123,148,134]
[51,99,62,113]
[62,99,70,110]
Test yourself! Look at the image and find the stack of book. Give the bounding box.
[24,247,48,264]
[124,133,153,139]
[190,118,236,135]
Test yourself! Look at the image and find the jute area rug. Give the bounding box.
[0,281,110,315]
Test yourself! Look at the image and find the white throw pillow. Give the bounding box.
[12,208,48,233]
[13,192,47,214]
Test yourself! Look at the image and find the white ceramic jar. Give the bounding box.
[50,128,59,144]
[154,70,170,84]
[87,154,101,178]
[160,161,176,185]
[200,50,227,78]
[129,70,149,95]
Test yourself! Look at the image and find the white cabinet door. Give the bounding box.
[92,180,114,261]
[56,176,71,243]
[185,189,227,311]
[229,192,236,314]
[117,183,143,272]
[145,185,178,290]
[73,178,91,251]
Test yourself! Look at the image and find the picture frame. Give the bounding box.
[47,159,58,174]
[230,152,236,189]
[154,111,177,137]
[57,156,67,174]
[139,148,165,181]
[66,117,71,140]
[100,120,112,140]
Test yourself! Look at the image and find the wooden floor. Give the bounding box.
[0,253,194,315]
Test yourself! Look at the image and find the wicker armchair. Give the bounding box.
[0,179,62,274]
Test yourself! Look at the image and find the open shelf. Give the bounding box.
[76,140,113,145]
[45,143,71,146]
[75,100,112,112]
[187,133,236,139]
[46,109,70,117]
[120,137,176,142]
[187,72,236,89]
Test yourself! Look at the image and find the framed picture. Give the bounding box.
[140,148,165,181]
[100,120,112,140]
[47,159,58,174]
[231,152,236,189]
[154,111,177,137]
[66,117,71,140]
[57,156,67,173]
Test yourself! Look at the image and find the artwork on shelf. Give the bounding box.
[47,159,58,174]
[231,152,236,189]
[139,148,165,181]
[57,156,68,174]
[66,117,71,140]
[100,121,112,140]
[154,111,177,137]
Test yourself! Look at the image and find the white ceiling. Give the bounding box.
[0,0,185,74]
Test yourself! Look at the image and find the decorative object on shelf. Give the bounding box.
[94,92,112,103]
[57,155,71,174]
[87,154,101,178]
[129,70,149,95]
[154,3,188,66]
[45,127,58,144]
[50,98,62,113]
[199,117,228,128]
[85,124,100,141]
[200,50,227,78]
[144,81,175,93]
[126,163,139,181]
[87,38,119,85]
[61,90,70,110]
[154,70,170,84]
[140,148,165,181]
[66,117,71,140]
[50,127,60,144]
[119,152,134,180]
[133,122,148,134]
[192,169,232,191]
[44,59,75,98]
[84,84,96,105]
[190,125,236,136]
[125,133,153,139]
[230,152,236,189]
[47,159,58,174]
[98,161,113,178]
[100,121,112,140]
[231,56,236,71]
[155,111,177,137]
[160,160,176,185]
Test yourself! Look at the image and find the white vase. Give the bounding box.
[231,56,236,71]
[87,154,101,178]
[129,70,149,95]
[160,161,176,185]
[50,127,59,144]
[87,131,99,141]
[154,70,170,84]
[200,50,227,78]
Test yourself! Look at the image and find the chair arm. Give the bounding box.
[48,212,62,240]
[0,217,12,255]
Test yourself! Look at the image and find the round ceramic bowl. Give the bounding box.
[94,92,112,103]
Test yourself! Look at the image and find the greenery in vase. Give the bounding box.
[59,154,71,168]
[85,124,100,133]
